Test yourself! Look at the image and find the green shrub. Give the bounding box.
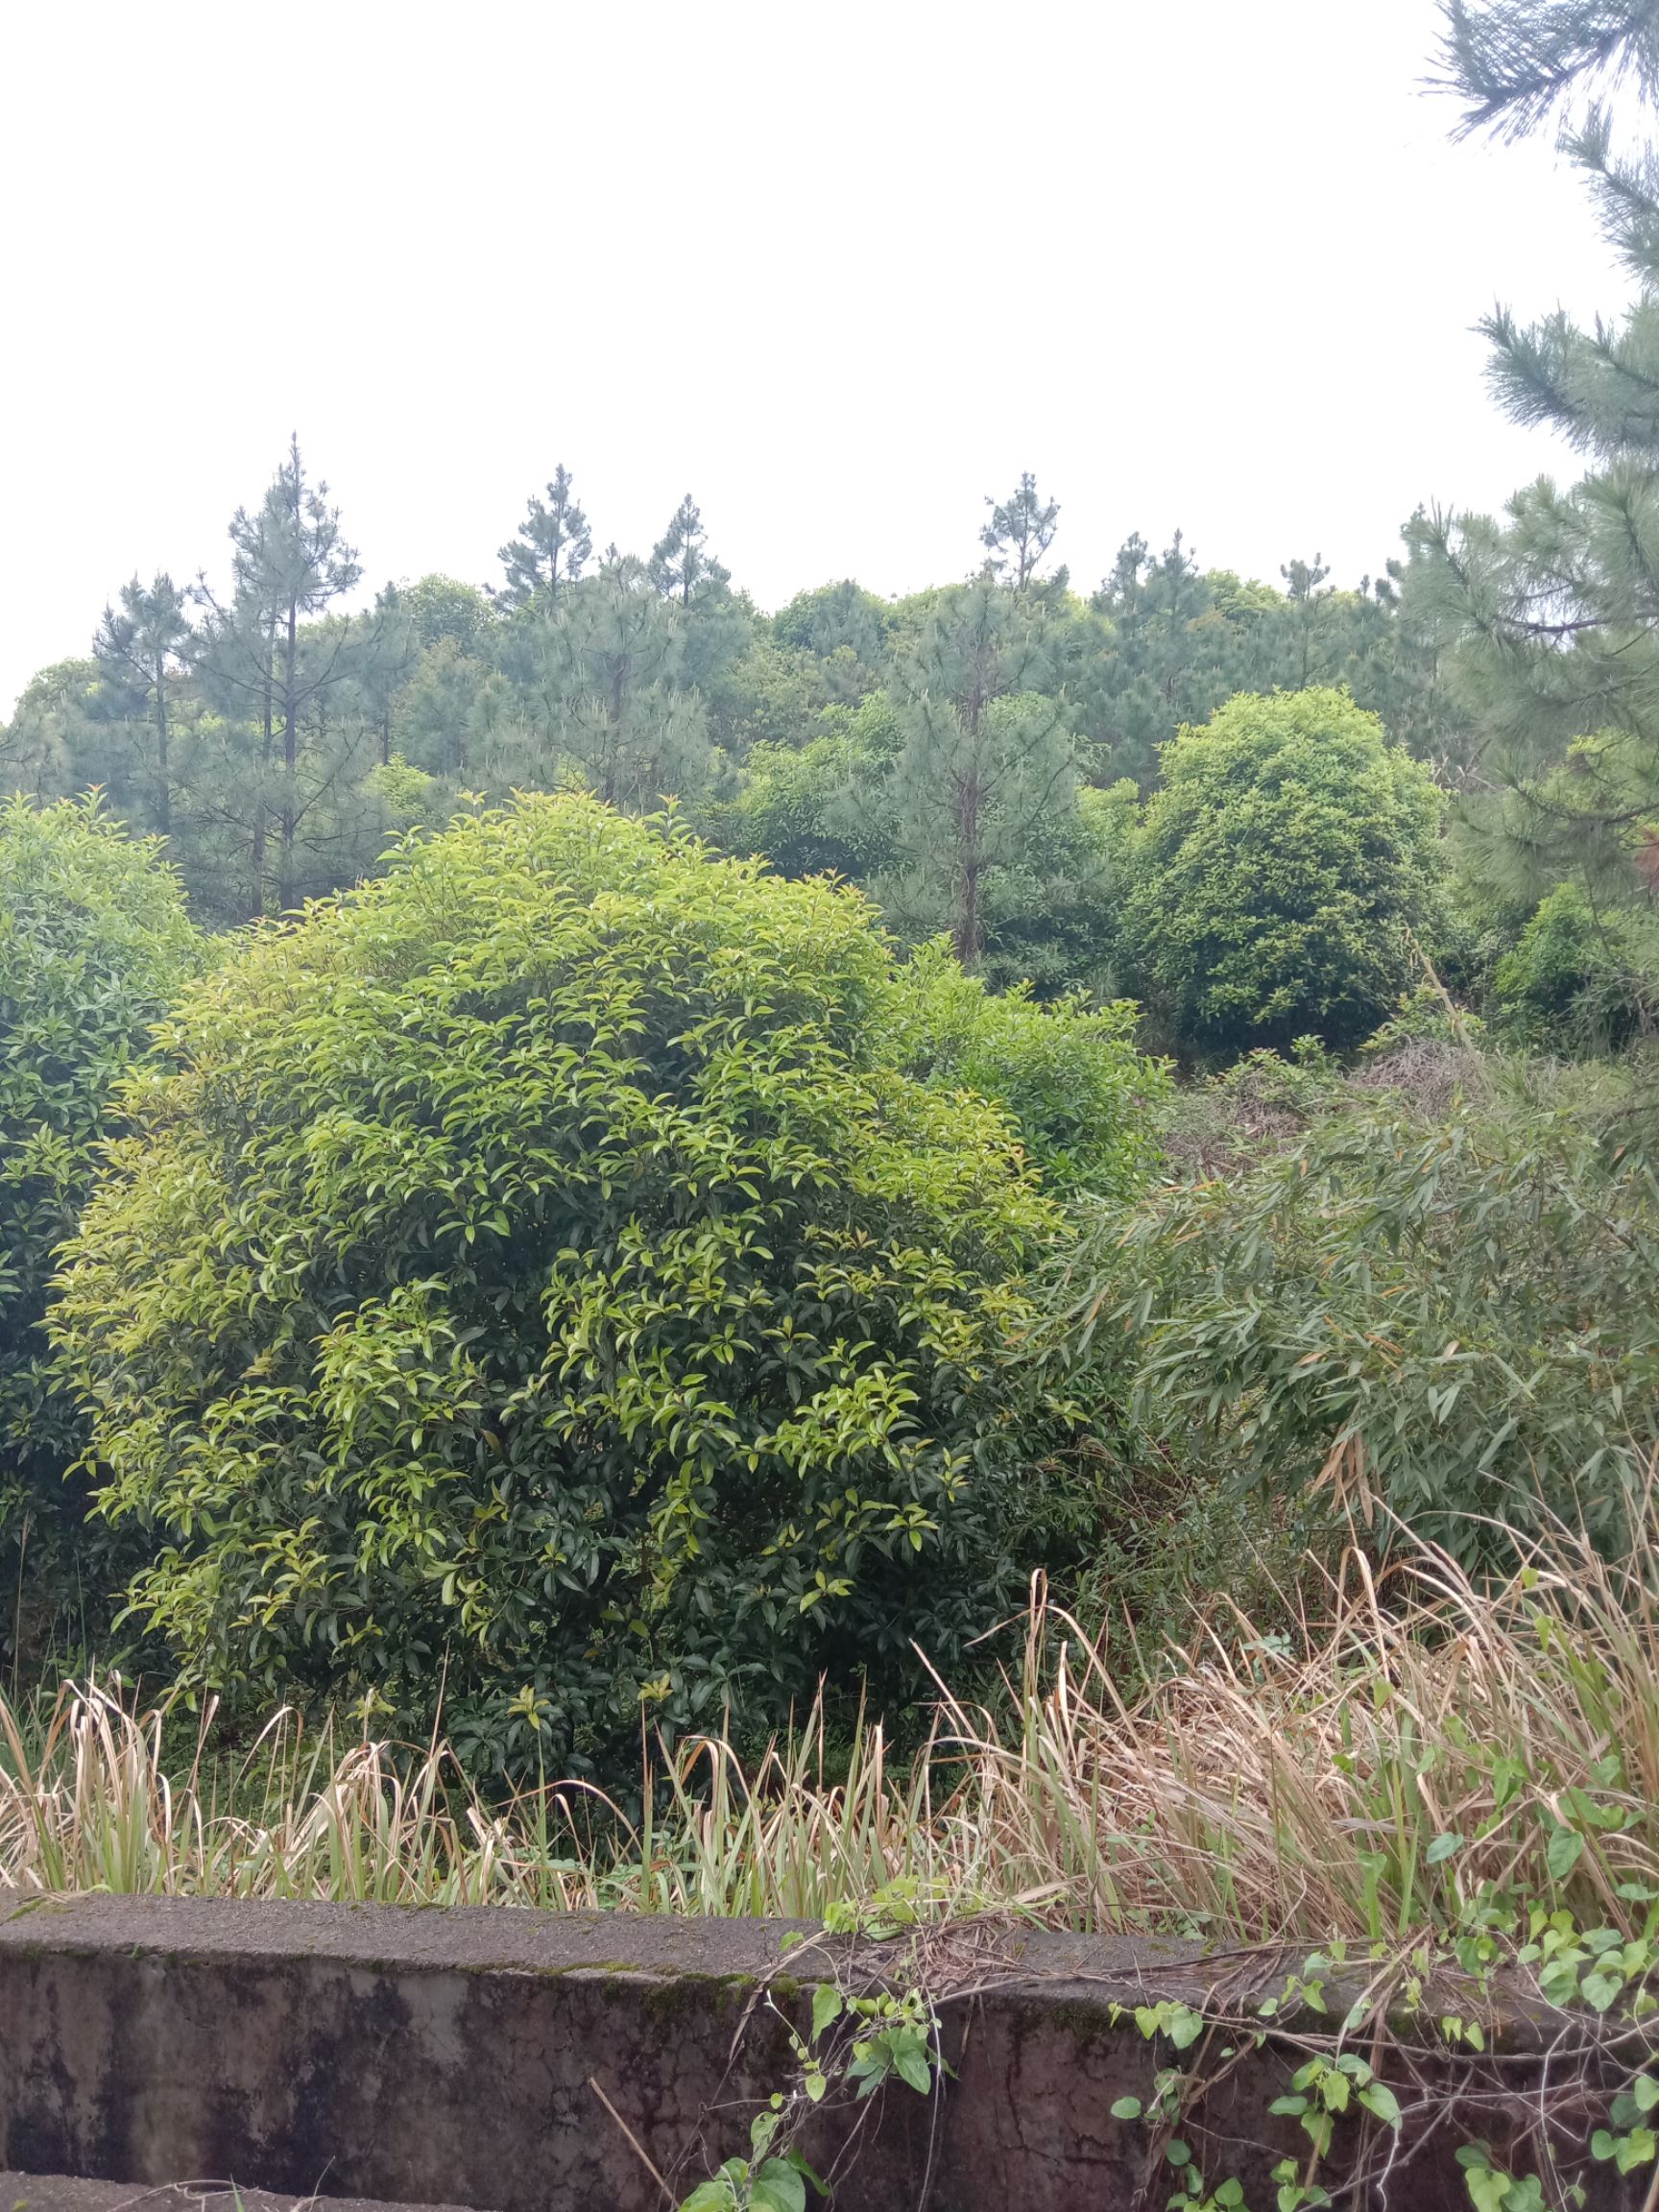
[1493,881,1656,1054]
[0,794,199,1665]
[878,937,1166,1196]
[700,697,901,881]
[1048,1085,1659,1566]
[53,795,1058,1776]
[1123,688,1443,1056]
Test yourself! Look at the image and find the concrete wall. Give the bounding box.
[0,1897,1634,2210]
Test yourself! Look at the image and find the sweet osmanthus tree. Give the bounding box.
[0,795,199,1663]
[53,795,1066,1775]
[1122,688,1444,1055]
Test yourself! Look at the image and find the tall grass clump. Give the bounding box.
[4,1505,1658,1947]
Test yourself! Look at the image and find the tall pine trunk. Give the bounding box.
[953,671,988,970]
[604,659,625,805]
[954,770,982,969]
[152,655,170,838]
[251,621,274,918]
[279,598,299,913]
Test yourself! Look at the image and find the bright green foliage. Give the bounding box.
[363,754,442,828]
[1122,689,1444,1055]
[1493,882,1657,1051]
[1058,1089,1659,1563]
[52,795,1056,1775]
[878,938,1166,1196]
[0,795,199,1663]
[1075,777,1141,864]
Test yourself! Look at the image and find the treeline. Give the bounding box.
[2,452,1466,1008]
[8,418,1658,1080]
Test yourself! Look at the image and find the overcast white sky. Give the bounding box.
[0,0,1633,716]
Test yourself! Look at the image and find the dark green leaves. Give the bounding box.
[0,793,199,1667]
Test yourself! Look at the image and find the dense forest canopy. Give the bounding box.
[1,451,1476,1032]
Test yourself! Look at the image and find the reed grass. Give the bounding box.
[4,1509,1656,1943]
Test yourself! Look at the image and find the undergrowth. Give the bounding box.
[6,1503,1659,1947]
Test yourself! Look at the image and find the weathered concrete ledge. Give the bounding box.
[0,1897,1639,2210]
[0,2177,480,2212]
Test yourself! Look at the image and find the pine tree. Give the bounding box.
[519,555,709,808]
[772,580,895,671]
[194,501,280,913]
[92,573,192,835]
[649,493,726,606]
[980,472,1061,589]
[1085,533,1228,787]
[1280,554,1334,689]
[360,583,420,765]
[394,637,500,785]
[877,580,1074,969]
[1408,8,1659,938]
[495,465,590,609]
[196,437,364,914]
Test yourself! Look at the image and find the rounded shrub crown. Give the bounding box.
[1124,688,1443,1055]
[54,795,1060,1774]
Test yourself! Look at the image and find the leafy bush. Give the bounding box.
[1123,688,1443,1055]
[0,794,199,1664]
[1493,881,1656,1054]
[700,696,901,881]
[1048,1084,1659,1565]
[878,938,1166,1196]
[53,796,1058,1775]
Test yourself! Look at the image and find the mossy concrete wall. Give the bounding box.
[0,1898,1634,2210]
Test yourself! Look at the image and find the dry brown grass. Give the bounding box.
[3,1509,1655,1941]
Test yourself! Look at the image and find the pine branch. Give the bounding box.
[1435,0,1659,141]
[1481,306,1590,436]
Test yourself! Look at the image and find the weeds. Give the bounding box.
[3,1506,1659,1952]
